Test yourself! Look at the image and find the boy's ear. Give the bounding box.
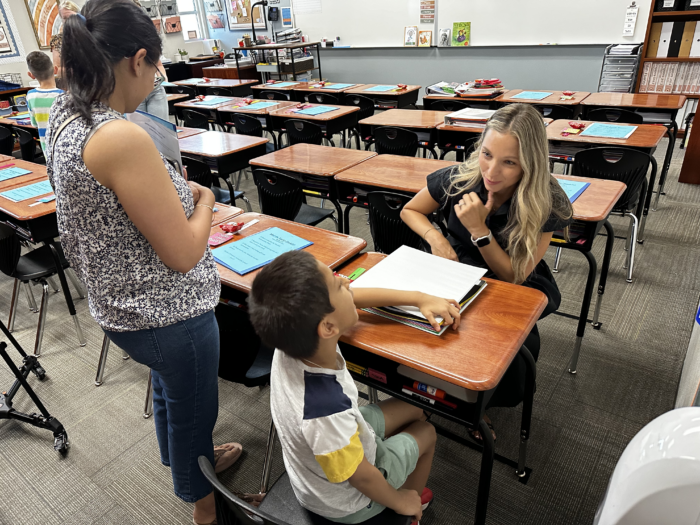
[27,71,35,80]
[53,65,58,76]
[317,314,340,341]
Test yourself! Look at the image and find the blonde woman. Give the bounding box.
[401,103,573,439]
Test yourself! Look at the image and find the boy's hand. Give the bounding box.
[393,488,423,521]
[416,293,462,332]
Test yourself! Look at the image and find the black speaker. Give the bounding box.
[268,7,279,21]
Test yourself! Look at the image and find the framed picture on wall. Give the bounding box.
[404,26,418,47]
[418,30,432,47]
[23,0,62,49]
[227,0,267,30]
[188,30,198,39]
[0,26,11,53]
[452,22,471,47]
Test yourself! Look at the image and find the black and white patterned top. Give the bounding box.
[46,95,220,332]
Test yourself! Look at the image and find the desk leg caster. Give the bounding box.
[568,336,583,374]
[53,430,70,455]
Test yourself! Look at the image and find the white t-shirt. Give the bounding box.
[270,346,378,518]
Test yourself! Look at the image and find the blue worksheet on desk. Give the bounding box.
[580,122,637,140]
[212,227,313,275]
[0,166,31,182]
[558,179,590,203]
[193,96,232,106]
[241,101,279,110]
[322,83,356,90]
[364,85,398,92]
[266,82,299,88]
[7,113,30,120]
[511,91,552,100]
[0,180,53,202]
[294,105,337,116]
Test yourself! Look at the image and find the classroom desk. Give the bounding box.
[0,117,37,131]
[178,131,268,179]
[580,92,686,211]
[250,143,377,233]
[358,109,450,156]
[167,93,189,103]
[175,96,239,129]
[176,126,208,139]
[213,212,366,293]
[217,100,298,150]
[174,78,259,97]
[0,154,14,163]
[251,81,311,101]
[202,64,260,82]
[0,160,49,194]
[422,93,504,110]
[333,155,459,234]
[344,84,421,109]
[293,82,367,101]
[547,119,666,242]
[211,203,243,226]
[337,252,547,525]
[268,104,360,147]
[499,89,591,110]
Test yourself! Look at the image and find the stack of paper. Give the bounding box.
[444,107,496,128]
[350,246,488,336]
[456,78,505,98]
[609,44,640,55]
[426,81,461,96]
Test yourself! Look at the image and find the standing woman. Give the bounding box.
[46,2,240,524]
[401,103,573,440]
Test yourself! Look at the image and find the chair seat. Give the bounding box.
[294,203,335,227]
[244,344,273,387]
[15,243,69,281]
[258,472,412,525]
[212,186,231,205]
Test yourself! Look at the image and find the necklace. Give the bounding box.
[302,358,330,369]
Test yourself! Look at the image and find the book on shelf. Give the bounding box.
[444,107,496,128]
[640,60,700,95]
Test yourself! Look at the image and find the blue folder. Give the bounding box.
[0,180,53,202]
[364,85,398,92]
[295,105,337,116]
[212,227,313,275]
[193,96,232,106]
[558,179,590,203]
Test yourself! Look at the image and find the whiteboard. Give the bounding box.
[291,0,652,47]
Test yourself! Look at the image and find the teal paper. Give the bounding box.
[510,91,552,100]
[266,82,298,88]
[193,96,231,106]
[580,122,637,140]
[212,227,313,275]
[0,180,53,202]
[364,85,398,92]
[295,105,337,116]
[0,167,31,182]
[7,114,30,120]
[322,83,355,90]
[241,101,279,110]
[557,179,590,203]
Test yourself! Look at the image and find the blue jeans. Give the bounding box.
[137,85,169,121]
[103,310,220,503]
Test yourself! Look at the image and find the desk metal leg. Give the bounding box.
[654,123,676,211]
[568,250,597,374]
[48,244,86,347]
[638,156,658,244]
[592,220,614,330]
[517,345,536,478]
[8,279,20,332]
[331,199,344,233]
[552,246,562,273]
[343,204,354,235]
[475,417,495,525]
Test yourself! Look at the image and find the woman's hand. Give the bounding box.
[416,293,462,332]
[188,181,204,204]
[425,229,459,262]
[454,192,494,238]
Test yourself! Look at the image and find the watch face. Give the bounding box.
[476,236,491,247]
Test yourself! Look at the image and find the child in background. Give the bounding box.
[26,51,63,153]
[249,251,463,524]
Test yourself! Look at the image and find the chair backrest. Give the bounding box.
[253,168,305,220]
[573,147,653,210]
[259,90,289,101]
[231,113,264,137]
[532,104,575,120]
[205,86,233,97]
[14,126,38,162]
[342,94,375,120]
[374,126,419,157]
[587,107,644,125]
[463,136,480,157]
[0,223,21,277]
[172,85,197,98]
[0,125,14,156]
[182,109,210,130]
[429,100,472,112]
[284,119,324,146]
[367,192,423,254]
[305,93,339,105]
[181,155,214,188]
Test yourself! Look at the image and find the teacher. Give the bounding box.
[401,103,573,441]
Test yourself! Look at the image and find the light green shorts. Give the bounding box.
[329,404,420,524]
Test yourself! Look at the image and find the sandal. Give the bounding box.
[193,519,217,525]
[214,443,243,474]
[468,421,497,444]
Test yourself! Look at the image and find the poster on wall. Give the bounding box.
[226,0,266,30]
[452,22,470,47]
[24,0,62,49]
[0,0,25,65]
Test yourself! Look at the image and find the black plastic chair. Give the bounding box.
[253,168,337,229]
[205,86,233,97]
[368,192,423,254]
[342,94,375,149]
[304,93,339,104]
[182,155,252,211]
[0,224,85,356]
[532,105,575,120]
[182,109,211,130]
[259,90,290,101]
[199,457,412,525]
[0,126,14,156]
[374,126,419,157]
[428,99,473,112]
[14,127,43,163]
[229,113,277,152]
[572,147,656,283]
[587,108,644,125]
[440,136,479,162]
[284,119,329,147]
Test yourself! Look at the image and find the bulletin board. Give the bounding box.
[227,0,266,30]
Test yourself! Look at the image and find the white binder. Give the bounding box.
[657,22,674,58]
[691,23,700,57]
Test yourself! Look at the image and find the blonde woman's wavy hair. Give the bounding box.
[448,103,572,284]
[58,1,80,13]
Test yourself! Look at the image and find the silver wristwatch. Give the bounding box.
[471,230,493,248]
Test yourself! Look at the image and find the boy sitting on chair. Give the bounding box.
[249,250,462,524]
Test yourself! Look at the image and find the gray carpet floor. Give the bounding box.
[0,136,696,525]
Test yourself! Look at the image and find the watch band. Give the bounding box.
[471,230,493,248]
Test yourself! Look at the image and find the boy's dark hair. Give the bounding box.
[249,251,334,359]
[26,52,54,82]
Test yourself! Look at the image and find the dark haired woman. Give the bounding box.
[45,2,239,523]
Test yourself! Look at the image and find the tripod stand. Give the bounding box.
[0,318,69,455]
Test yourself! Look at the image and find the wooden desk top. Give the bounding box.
[0,117,37,130]
[202,64,256,71]
[218,100,298,115]
[345,84,422,96]
[189,55,221,61]
[334,155,459,194]
[252,82,311,92]
[167,94,190,103]
[438,118,553,134]
[547,119,667,148]
[215,213,366,293]
[212,204,243,226]
[173,78,212,86]
[269,103,359,122]
[554,175,626,223]
[359,109,450,129]
[424,93,505,103]
[250,143,377,177]
[175,96,239,110]
[0,177,54,220]
[0,154,14,163]
[236,42,319,51]
[500,90,591,106]
[207,78,259,88]
[176,126,208,139]
[0,160,48,192]
[293,83,367,94]
[179,131,268,158]
[580,92,686,110]
[338,253,547,391]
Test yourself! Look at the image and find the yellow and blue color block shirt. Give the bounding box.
[27,88,63,154]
